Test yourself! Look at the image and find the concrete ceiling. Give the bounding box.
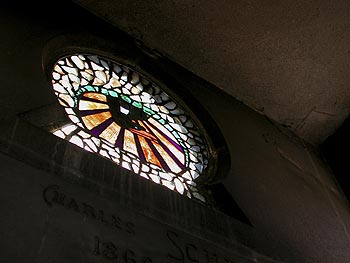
[73,0,350,146]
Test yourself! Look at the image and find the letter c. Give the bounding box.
[43,185,59,207]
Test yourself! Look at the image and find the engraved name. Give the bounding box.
[43,184,135,236]
[166,230,235,263]
[93,235,153,263]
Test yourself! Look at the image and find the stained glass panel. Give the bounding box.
[50,54,211,202]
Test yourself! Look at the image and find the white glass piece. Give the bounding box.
[78,130,90,139]
[68,115,80,124]
[170,123,188,133]
[84,139,98,152]
[69,135,84,148]
[140,93,154,103]
[81,71,94,81]
[130,95,141,102]
[182,171,192,180]
[84,146,93,152]
[122,154,131,163]
[71,55,85,69]
[162,180,175,190]
[52,72,60,80]
[122,87,131,95]
[65,58,73,67]
[68,73,79,84]
[99,149,110,159]
[121,72,128,81]
[136,83,143,92]
[141,164,150,172]
[189,153,198,162]
[54,65,64,74]
[91,61,103,71]
[159,106,169,114]
[53,130,65,139]
[96,70,107,83]
[122,161,131,170]
[58,94,74,107]
[131,86,141,95]
[62,66,78,76]
[109,149,120,159]
[61,124,78,135]
[120,106,129,115]
[149,174,161,184]
[132,164,140,173]
[65,108,75,115]
[140,172,149,179]
[159,172,173,181]
[190,170,200,179]
[174,178,185,194]
[151,104,159,112]
[53,83,67,94]
[61,77,72,90]
[91,137,101,147]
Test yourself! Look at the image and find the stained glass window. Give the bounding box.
[50,54,211,202]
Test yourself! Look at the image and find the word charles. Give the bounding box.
[43,184,135,236]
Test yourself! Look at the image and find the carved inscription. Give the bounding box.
[43,184,135,235]
[93,235,153,263]
[42,185,239,263]
[166,231,236,263]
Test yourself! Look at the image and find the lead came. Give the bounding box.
[50,53,210,202]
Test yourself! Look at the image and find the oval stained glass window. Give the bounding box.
[50,54,211,202]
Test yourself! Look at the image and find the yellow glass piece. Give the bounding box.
[152,142,182,173]
[138,135,162,168]
[148,118,178,145]
[79,100,109,110]
[110,77,121,87]
[58,94,74,107]
[123,129,139,157]
[83,92,107,102]
[99,122,122,145]
[147,120,185,165]
[82,111,112,130]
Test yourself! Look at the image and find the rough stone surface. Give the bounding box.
[74,0,350,145]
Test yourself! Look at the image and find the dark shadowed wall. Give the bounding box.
[0,2,349,263]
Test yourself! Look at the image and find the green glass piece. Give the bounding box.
[101,88,108,95]
[120,94,131,104]
[108,90,118,98]
[132,101,142,109]
[143,107,155,116]
[85,85,95,91]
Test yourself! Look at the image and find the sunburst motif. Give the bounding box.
[51,54,209,202]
